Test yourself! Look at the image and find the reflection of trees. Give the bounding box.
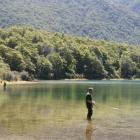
[95,84,140,106]
[0,86,51,132]
[0,83,87,132]
[0,82,139,133]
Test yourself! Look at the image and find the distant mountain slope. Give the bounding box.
[0,0,140,44]
[114,0,140,15]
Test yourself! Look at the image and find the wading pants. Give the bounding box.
[87,108,93,120]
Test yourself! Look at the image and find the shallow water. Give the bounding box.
[0,80,140,140]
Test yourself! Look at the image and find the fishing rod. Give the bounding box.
[93,102,121,111]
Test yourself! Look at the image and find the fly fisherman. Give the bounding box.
[85,88,96,120]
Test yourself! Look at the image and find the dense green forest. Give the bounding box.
[0,0,140,44]
[0,26,140,80]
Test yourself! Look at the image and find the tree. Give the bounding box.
[36,56,53,79]
[59,48,76,75]
[6,51,25,71]
[37,43,54,56]
[48,53,65,79]
[6,36,18,48]
[120,57,137,79]
[84,56,107,79]
[0,26,140,80]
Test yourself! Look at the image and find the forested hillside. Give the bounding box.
[117,0,140,14]
[0,26,140,80]
[0,0,140,44]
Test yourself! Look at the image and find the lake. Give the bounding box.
[0,80,140,140]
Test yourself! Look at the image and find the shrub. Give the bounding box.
[20,71,31,81]
[3,71,19,81]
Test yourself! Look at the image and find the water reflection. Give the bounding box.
[85,121,93,140]
[0,81,140,135]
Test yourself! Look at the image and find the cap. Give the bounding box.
[88,87,94,92]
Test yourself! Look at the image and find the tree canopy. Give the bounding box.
[0,26,140,80]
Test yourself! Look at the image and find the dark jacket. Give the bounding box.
[86,92,93,108]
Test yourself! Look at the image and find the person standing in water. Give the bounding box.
[86,88,96,120]
[3,81,7,91]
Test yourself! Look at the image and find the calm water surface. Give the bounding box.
[0,80,140,139]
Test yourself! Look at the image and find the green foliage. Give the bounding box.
[120,57,137,79]
[6,36,18,48]
[84,56,107,79]
[48,53,65,79]
[0,0,140,44]
[20,71,31,81]
[0,26,140,80]
[36,56,53,79]
[0,57,10,79]
[59,48,76,74]
[3,71,19,81]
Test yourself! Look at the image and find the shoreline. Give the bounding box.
[0,80,40,85]
[1,78,140,85]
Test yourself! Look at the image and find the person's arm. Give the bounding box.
[92,100,96,106]
[87,99,96,106]
[87,100,92,104]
